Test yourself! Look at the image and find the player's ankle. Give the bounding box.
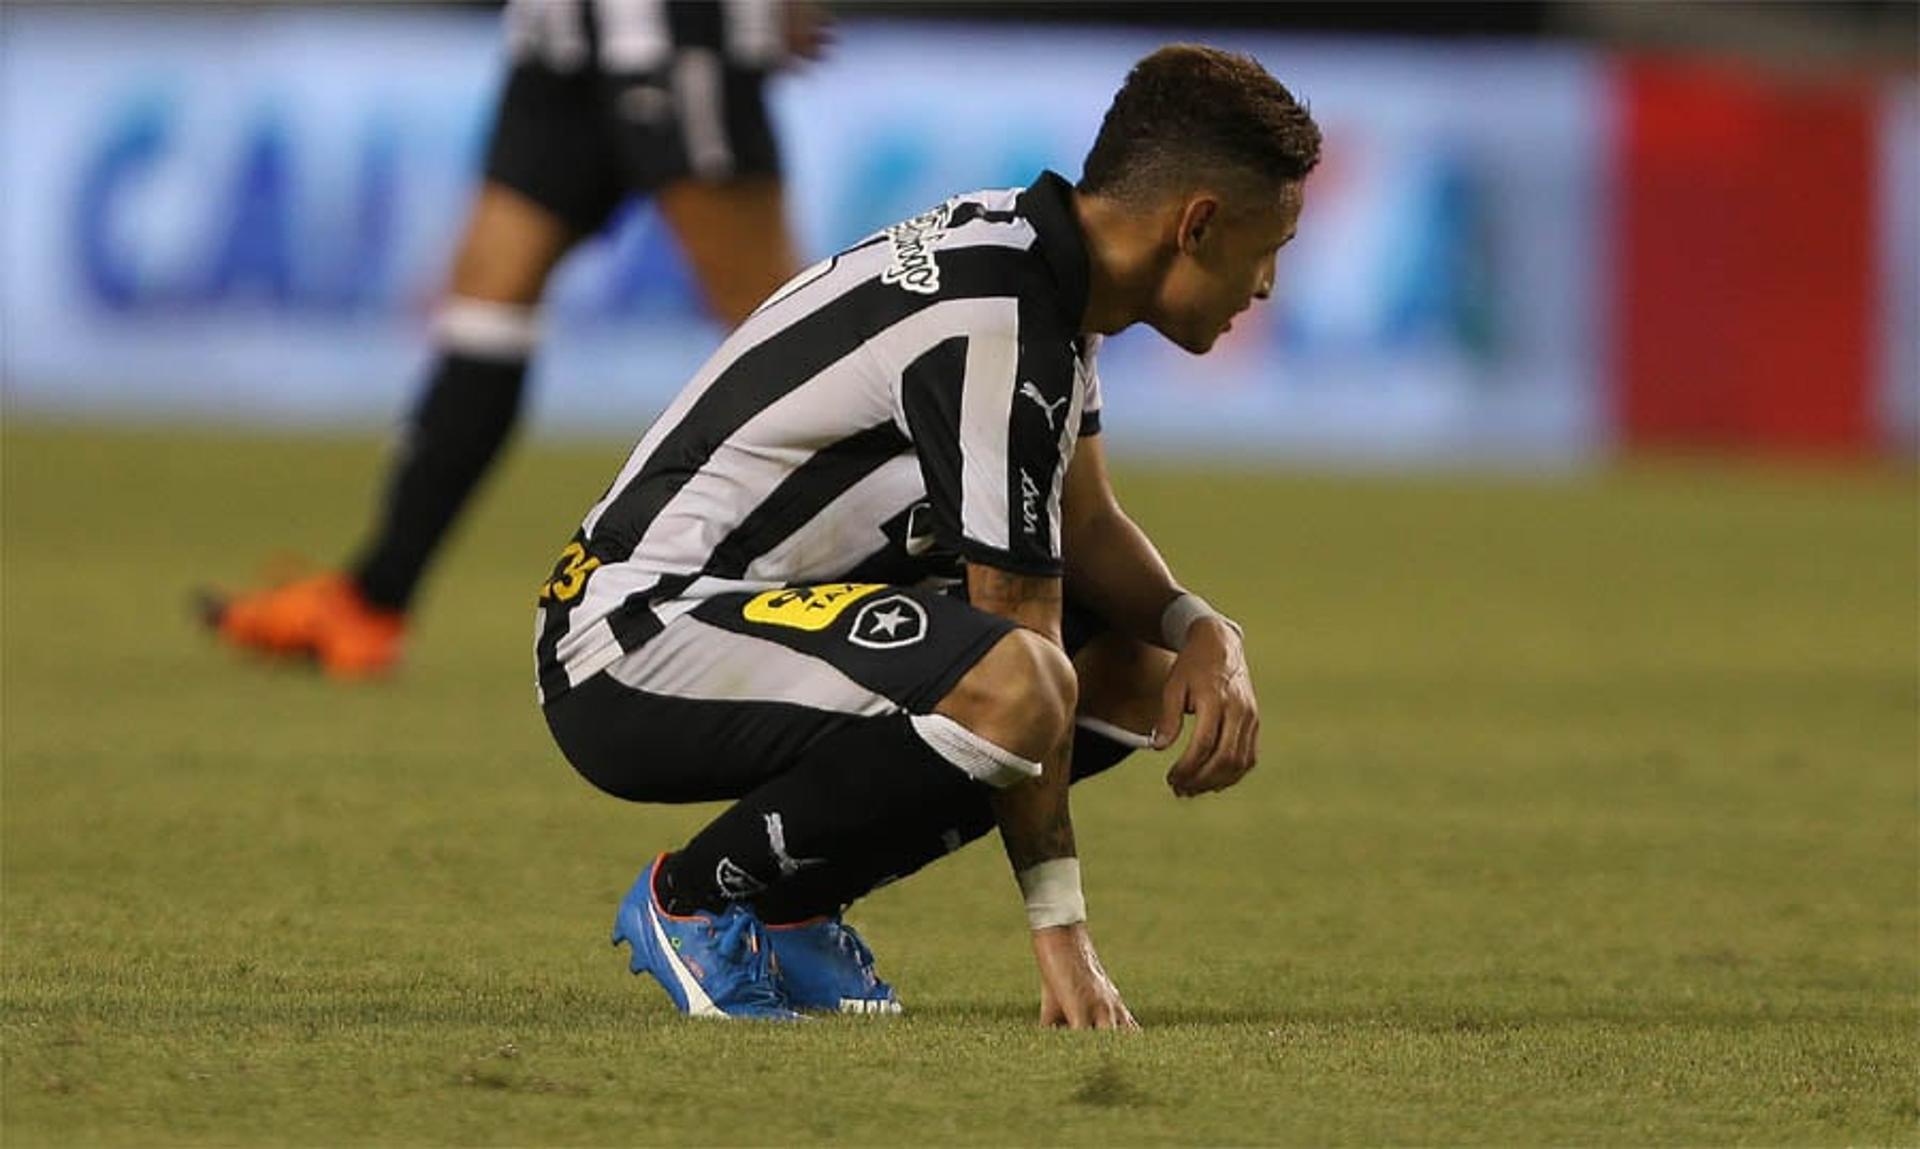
[653,852,726,917]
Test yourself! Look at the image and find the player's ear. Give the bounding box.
[1175,196,1219,256]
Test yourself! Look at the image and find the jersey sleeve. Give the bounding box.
[1078,336,1104,437]
[898,300,1083,577]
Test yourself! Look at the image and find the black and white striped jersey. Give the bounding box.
[505,0,792,74]
[535,170,1106,702]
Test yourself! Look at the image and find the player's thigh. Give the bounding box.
[480,62,628,256]
[543,672,841,805]
[599,59,799,324]
[445,182,579,304]
[545,584,1014,803]
[687,584,1015,715]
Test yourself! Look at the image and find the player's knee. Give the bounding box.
[938,629,1078,762]
[446,183,575,304]
[1006,629,1078,747]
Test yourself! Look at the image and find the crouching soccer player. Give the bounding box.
[537,45,1320,1026]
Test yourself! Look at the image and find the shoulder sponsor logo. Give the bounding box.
[1019,468,1042,536]
[848,593,929,650]
[1019,380,1070,430]
[880,204,952,296]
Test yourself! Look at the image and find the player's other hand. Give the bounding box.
[1154,618,1260,797]
[782,0,834,63]
[1031,923,1138,1030]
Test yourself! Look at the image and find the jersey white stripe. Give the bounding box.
[671,48,734,179]
[721,0,785,66]
[941,216,1038,253]
[627,296,1006,580]
[957,304,1023,553]
[555,563,667,661]
[741,456,922,585]
[542,181,1091,693]
[581,241,894,540]
[625,329,905,575]
[595,0,670,71]
[605,616,897,716]
[524,0,589,71]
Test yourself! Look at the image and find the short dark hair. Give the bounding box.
[1079,44,1322,205]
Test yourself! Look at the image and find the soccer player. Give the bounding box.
[200,0,827,676]
[540,44,1320,1026]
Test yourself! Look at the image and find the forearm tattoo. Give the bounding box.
[993,773,1078,871]
[969,567,1063,611]
[968,567,1063,642]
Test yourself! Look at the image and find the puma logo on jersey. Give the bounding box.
[1019,381,1069,430]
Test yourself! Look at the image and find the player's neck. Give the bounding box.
[1072,190,1171,338]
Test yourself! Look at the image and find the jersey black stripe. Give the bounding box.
[703,421,910,580]
[597,421,910,654]
[944,202,1022,230]
[898,336,971,562]
[536,172,1100,698]
[535,526,592,702]
[585,243,1038,565]
[1004,287,1078,573]
[666,0,724,50]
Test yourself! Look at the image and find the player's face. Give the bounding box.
[1149,180,1303,354]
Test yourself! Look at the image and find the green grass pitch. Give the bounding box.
[2,423,1914,1145]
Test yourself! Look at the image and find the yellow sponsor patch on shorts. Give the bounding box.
[741,583,887,631]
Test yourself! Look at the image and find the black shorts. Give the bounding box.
[483,54,782,236]
[542,584,1108,804]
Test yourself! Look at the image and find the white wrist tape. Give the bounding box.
[1160,592,1243,652]
[1016,858,1087,930]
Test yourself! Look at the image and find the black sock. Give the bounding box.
[1067,724,1137,785]
[656,714,990,918]
[350,351,529,611]
[672,722,1133,924]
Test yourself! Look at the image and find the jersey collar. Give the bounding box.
[1017,169,1092,333]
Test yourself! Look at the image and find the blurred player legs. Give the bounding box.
[200,0,813,677]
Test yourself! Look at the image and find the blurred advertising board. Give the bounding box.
[3,8,1906,459]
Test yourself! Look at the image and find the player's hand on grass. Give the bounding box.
[1031,923,1138,1030]
[1154,617,1260,797]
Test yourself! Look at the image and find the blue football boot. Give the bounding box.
[610,855,802,1020]
[767,914,902,1015]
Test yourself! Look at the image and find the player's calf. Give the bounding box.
[1073,631,1175,747]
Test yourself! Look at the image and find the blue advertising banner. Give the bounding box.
[2,8,1610,461]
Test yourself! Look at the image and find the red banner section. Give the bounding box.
[1615,58,1877,453]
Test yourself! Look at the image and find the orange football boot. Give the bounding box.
[199,572,405,679]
